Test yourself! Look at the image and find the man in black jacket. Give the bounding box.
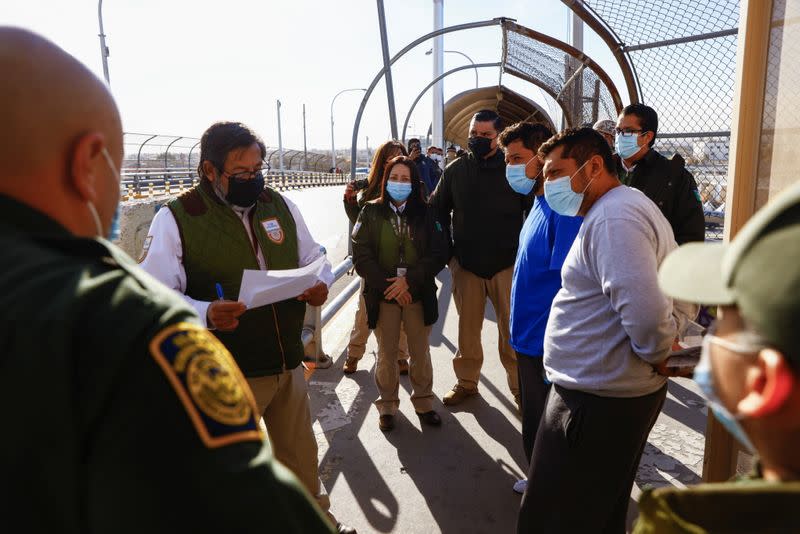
[615,104,705,244]
[430,110,532,407]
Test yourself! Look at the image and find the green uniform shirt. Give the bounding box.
[0,195,333,533]
[633,477,800,533]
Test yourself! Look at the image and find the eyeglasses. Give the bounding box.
[223,169,264,182]
[614,128,644,136]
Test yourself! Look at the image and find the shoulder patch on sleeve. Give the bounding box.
[149,322,263,448]
[693,189,702,202]
[351,221,362,237]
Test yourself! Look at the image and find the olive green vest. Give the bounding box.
[168,181,305,376]
[377,209,419,273]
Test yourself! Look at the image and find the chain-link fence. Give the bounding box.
[567,0,739,239]
[502,20,622,128]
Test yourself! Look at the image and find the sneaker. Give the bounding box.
[513,478,528,494]
[343,357,358,374]
[442,384,479,406]
[398,359,409,375]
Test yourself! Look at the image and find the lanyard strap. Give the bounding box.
[389,212,408,265]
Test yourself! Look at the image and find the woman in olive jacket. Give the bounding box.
[352,156,450,432]
[342,140,409,375]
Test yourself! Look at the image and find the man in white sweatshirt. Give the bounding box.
[517,128,692,534]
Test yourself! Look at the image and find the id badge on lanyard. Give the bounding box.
[391,213,408,278]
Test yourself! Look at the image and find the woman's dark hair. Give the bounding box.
[377,156,426,221]
[363,140,408,201]
[197,121,266,180]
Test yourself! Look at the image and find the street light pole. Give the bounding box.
[276,100,285,176]
[432,0,444,149]
[426,48,479,88]
[330,88,366,171]
[97,0,110,84]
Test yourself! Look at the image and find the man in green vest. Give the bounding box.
[0,27,333,533]
[634,182,800,533]
[141,122,355,533]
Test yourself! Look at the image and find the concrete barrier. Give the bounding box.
[114,195,172,260]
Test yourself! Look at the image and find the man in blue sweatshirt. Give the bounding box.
[498,122,582,495]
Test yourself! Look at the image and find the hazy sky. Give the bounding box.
[3,0,628,155]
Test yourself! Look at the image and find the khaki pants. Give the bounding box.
[450,259,518,396]
[374,301,435,415]
[347,278,409,361]
[246,367,332,521]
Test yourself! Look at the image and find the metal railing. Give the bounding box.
[120,168,359,199]
[301,257,361,368]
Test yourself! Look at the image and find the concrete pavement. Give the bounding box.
[307,268,710,534]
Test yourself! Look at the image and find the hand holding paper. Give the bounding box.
[238,255,327,309]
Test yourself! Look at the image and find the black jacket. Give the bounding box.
[616,149,705,244]
[352,201,449,329]
[429,151,531,279]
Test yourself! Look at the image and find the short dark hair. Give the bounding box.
[198,122,266,179]
[407,138,421,146]
[621,104,658,147]
[538,127,615,173]
[498,122,553,152]
[471,109,504,133]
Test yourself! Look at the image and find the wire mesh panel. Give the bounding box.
[573,0,739,239]
[502,20,622,127]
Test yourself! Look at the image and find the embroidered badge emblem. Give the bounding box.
[149,322,262,448]
[261,217,285,244]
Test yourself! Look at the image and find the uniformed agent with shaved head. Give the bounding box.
[0,27,333,533]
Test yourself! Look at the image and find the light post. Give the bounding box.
[330,88,366,171]
[426,48,479,88]
[97,0,110,84]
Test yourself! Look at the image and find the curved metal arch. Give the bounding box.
[163,136,183,169]
[350,17,511,179]
[288,150,308,169]
[136,134,158,168]
[401,62,502,144]
[501,20,624,118]
[561,0,641,103]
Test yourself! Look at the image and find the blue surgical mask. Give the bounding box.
[87,147,122,240]
[693,335,756,453]
[543,160,591,217]
[505,157,540,195]
[386,181,412,203]
[615,132,644,159]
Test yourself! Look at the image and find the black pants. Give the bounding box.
[516,353,551,464]
[517,383,667,534]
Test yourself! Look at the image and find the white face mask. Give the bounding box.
[86,147,121,239]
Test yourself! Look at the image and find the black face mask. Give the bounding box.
[468,136,493,159]
[225,172,265,208]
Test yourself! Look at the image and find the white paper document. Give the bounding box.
[238,255,327,309]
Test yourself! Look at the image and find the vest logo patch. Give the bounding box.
[138,235,153,263]
[148,322,263,448]
[261,217,285,244]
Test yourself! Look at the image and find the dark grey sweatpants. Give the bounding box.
[517,383,667,534]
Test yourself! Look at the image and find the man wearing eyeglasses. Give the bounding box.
[140,122,355,534]
[615,104,705,244]
[633,182,800,533]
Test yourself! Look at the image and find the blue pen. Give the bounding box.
[215,283,225,300]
